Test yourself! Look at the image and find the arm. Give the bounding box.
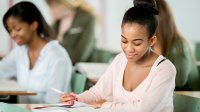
[0,47,17,78]
[101,63,176,112]
[44,58,72,103]
[77,54,119,103]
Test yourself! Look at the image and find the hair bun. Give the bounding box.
[133,0,159,15]
[135,4,159,15]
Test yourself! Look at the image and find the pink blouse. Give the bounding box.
[78,53,176,112]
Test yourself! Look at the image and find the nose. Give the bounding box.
[10,30,16,39]
[126,43,135,52]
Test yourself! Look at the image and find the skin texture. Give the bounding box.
[6,16,35,46]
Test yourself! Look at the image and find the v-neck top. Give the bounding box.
[78,52,176,112]
[0,40,72,104]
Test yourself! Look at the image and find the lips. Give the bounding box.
[126,53,137,59]
[14,38,22,45]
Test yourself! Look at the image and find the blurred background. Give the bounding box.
[0,0,199,55]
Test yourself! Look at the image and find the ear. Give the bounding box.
[30,21,38,32]
[149,35,157,47]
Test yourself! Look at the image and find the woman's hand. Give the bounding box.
[60,93,77,105]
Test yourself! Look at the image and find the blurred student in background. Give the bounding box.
[154,0,200,90]
[45,0,96,65]
[0,1,72,103]
[60,0,176,111]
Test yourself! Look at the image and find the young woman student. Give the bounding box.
[0,1,72,103]
[61,0,176,111]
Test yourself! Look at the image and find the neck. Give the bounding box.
[28,34,47,52]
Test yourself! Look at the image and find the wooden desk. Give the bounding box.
[0,80,36,96]
[0,91,36,96]
[175,91,200,98]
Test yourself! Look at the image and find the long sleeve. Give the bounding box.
[77,54,118,103]
[45,58,72,103]
[101,61,176,112]
[0,47,17,78]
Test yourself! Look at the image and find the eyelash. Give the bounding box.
[15,28,21,31]
[121,40,127,43]
[121,41,142,46]
[134,43,141,46]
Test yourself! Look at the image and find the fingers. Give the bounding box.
[60,93,77,104]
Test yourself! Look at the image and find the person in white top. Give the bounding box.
[60,0,176,111]
[0,1,72,104]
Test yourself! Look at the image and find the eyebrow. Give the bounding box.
[121,35,143,41]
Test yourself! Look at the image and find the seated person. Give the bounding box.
[0,1,72,103]
[45,0,96,64]
[154,0,200,90]
[60,0,176,111]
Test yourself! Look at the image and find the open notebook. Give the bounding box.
[0,102,111,112]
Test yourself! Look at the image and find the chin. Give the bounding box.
[16,42,25,46]
[126,56,138,62]
[126,54,144,62]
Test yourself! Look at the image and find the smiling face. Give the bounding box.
[121,23,156,62]
[6,16,35,46]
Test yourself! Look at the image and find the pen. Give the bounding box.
[51,88,65,94]
[51,88,78,101]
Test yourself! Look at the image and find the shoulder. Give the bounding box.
[168,37,194,62]
[112,52,126,63]
[76,8,95,22]
[155,56,176,78]
[107,52,127,70]
[42,40,71,62]
[170,37,190,54]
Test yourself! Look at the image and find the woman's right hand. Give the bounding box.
[60,93,77,105]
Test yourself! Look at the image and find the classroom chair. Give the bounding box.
[195,42,200,61]
[89,48,118,63]
[173,94,200,112]
[71,72,87,94]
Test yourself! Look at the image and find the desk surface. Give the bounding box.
[76,62,109,84]
[0,80,36,96]
[0,91,36,96]
[16,104,112,112]
[175,91,200,98]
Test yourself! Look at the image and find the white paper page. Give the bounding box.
[32,110,68,112]
[31,101,96,111]
[31,101,95,109]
